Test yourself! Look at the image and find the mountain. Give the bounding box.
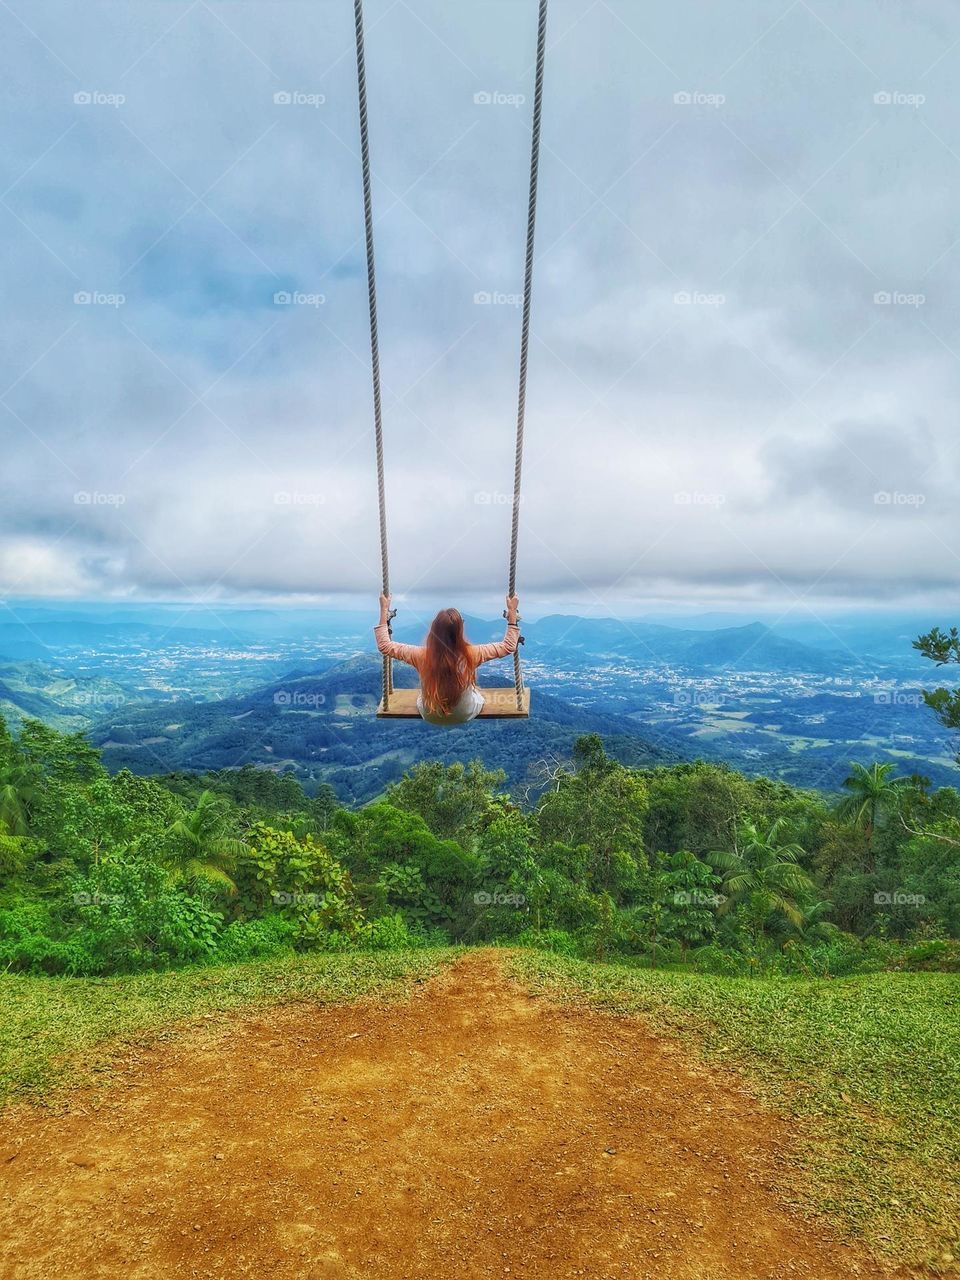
[0,661,128,731]
[3,602,953,797]
[677,622,842,672]
[523,616,853,673]
[90,654,679,803]
[0,619,241,656]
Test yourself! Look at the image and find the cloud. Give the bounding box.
[2,0,960,615]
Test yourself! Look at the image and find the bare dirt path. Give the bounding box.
[0,951,917,1279]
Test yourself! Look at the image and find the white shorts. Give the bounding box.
[417,684,484,726]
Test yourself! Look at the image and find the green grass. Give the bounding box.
[509,951,960,1269]
[0,947,453,1106]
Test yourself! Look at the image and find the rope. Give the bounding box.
[355,0,547,714]
[508,0,548,707]
[354,0,393,706]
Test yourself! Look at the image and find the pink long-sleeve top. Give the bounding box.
[373,620,520,675]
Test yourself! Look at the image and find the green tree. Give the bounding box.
[836,762,906,865]
[17,719,104,784]
[309,783,339,831]
[473,810,539,937]
[914,625,960,763]
[795,899,838,942]
[0,756,41,836]
[536,736,648,899]
[385,760,505,841]
[632,870,672,966]
[711,818,814,952]
[661,849,720,959]
[238,822,361,943]
[332,802,478,936]
[163,790,245,895]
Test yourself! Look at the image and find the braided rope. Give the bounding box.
[508,0,548,707]
[356,0,547,714]
[354,0,393,706]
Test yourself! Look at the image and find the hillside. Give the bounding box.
[4,604,955,795]
[0,661,128,732]
[2,951,932,1279]
[90,653,679,802]
[524,616,861,673]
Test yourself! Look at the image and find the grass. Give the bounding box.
[0,947,452,1106]
[5,944,958,1266]
[509,950,960,1269]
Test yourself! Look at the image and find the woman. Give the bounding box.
[374,593,521,725]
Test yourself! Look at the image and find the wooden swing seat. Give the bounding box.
[377,687,531,719]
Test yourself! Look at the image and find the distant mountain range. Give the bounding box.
[0,618,250,655]
[517,616,857,674]
[0,602,955,800]
[88,653,679,803]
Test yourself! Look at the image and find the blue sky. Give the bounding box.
[2,0,960,621]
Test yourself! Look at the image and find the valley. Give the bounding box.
[0,602,956,802]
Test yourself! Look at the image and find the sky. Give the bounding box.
[2,0,960,623]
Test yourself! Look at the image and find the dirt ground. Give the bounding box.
[0,951,922,1279]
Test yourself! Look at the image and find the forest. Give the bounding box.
[2,701,959,978]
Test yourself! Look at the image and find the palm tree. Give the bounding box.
[837,762,906,865]
[0,759,41,836]
[163,790,245,896]
[795,899,838,941]
[711,818,814,952]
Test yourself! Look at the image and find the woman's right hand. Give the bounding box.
[505,594,519,624]
[379,592,392,624]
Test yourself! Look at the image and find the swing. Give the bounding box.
[352,0,548,720]
[377,687,532,720]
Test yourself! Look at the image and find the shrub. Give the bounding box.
[67,858,222,972]
[238,823,362,947]
[690,943,752,976]
[0,932,96,976]
[896,937,960,972]
[0,901,53,940]
[516,927,581,957]
[351,912,448,952]
[355,912,421,951]
[0,902,96,975]
[213,914,296,963]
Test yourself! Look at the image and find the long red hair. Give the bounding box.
[420,608,475,715]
